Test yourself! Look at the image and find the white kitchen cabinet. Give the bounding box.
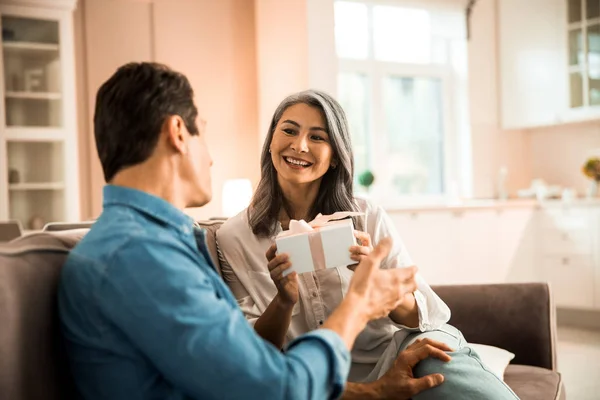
[389,206,537,286]
[498,0,600,129]
[388,202,600,310]
[391,211,458,285]
[497,0,568,129]
[536,203,599,309]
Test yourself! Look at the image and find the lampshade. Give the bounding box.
[222,179,253,217]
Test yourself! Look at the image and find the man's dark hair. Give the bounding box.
[94,62,199,182]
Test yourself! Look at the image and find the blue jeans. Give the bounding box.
[398,324,519,400]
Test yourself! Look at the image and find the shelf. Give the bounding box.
[2,41,59,52]
[9,182,65,191]
[5,91,61,100]
[5,128,66,141]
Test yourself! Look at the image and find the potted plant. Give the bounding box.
[358,170,375,193]
[582,157,600,198]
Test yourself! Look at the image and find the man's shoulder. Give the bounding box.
[67,212,187,273]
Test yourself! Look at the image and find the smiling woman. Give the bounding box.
[271,104,334,185]
[249,90,359,238]
[215,89,520,399]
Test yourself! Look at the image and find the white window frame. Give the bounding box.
[335,0,469,205]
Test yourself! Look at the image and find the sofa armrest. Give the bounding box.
[431,283,556,371]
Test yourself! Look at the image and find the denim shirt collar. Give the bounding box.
[102,185,195,235]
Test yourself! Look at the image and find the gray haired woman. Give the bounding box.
[216,90,518,399]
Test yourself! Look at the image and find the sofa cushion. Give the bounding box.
[432,283,556,370]
[504,365,565,400]
[196,220,224,276]
[0,230,86,400]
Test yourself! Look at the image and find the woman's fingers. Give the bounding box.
[269,260,293,280]
[349,245,371,255]
[267,253,289,272]
[353,230,373,247]
[265,243,278,261]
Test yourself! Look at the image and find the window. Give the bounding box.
[568,0,600,108]
[334,0,469,202]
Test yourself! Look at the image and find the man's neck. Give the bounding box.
[110,162,186,210]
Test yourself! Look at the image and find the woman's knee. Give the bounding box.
[412,347,518,400]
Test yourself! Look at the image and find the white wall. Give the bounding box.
[75,0,259,220]
[468,0,532,198]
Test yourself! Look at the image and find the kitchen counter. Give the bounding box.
[383,198,600,213]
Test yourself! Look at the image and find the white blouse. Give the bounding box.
[216,198,451,382]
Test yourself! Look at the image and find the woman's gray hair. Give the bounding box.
[248,89,362,237]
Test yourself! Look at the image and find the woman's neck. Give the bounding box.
[278,178,321,223]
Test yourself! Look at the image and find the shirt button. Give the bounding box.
[312,291,318,298]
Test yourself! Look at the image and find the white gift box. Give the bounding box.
[275,212,362,276]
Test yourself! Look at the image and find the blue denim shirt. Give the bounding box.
[59,185,351,400]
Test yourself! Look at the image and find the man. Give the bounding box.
[59,62,451,400]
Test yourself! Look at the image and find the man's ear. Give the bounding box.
[164,115,187,155]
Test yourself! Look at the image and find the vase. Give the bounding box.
[587,180,599,199]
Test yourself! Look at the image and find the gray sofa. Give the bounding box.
[0,223,565,399]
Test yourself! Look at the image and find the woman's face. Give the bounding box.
[270,103,335,188]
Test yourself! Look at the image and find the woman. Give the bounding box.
[216,90,518,399]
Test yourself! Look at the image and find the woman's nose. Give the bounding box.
[291,134,309,153]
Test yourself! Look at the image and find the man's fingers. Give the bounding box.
[351,237,392,277]
[408,338,454,353]
[368,237,393,263]
[406,344,452,366]
[407,373,445,395]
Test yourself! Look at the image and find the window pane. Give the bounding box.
[589,73,600,105]
[568,0,582,23]
[337,72,370,185]
[334,1,369,59]
[569,29,584,66]
[373,6,431,63]
[383,76,444,195]
[588,24,600,63]
[587,0,600,20]
[570,72,584,108]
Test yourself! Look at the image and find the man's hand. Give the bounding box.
[346,238,418,322]
[374,338,453,399]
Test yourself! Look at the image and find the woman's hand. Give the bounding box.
[265,244,299,307]
[349,230,374,264]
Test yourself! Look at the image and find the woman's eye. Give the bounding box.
[283,128,296,135]
[311,135,325,141]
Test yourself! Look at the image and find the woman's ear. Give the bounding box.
[331,160,338,169]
